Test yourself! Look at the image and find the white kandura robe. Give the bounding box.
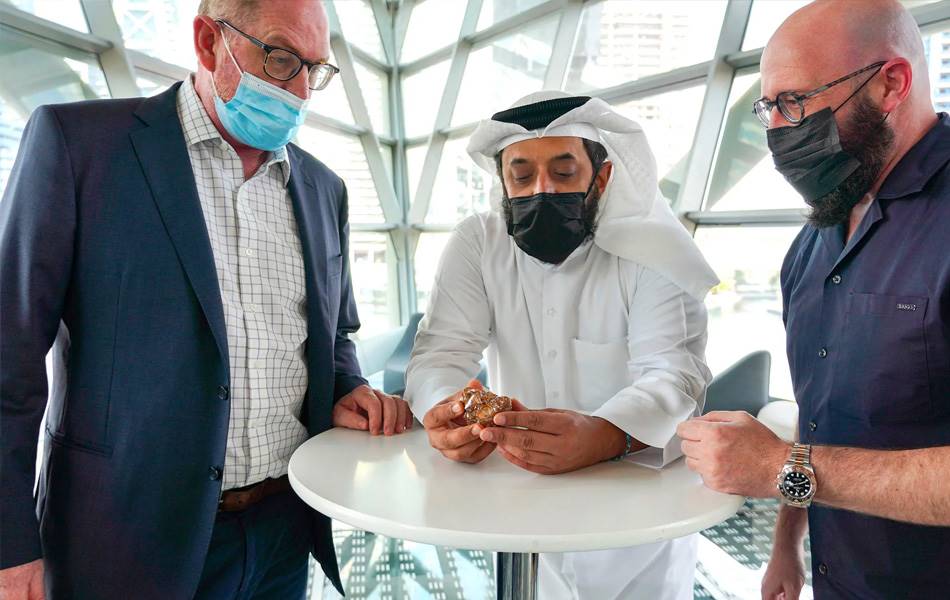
[405,211,712,600]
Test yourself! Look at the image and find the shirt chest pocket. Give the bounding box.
[831,292,931,424]
[571,338,630,412]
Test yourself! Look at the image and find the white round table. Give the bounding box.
[289,427,744,599]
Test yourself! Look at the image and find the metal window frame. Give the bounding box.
[0,3,111,54]
[405,0,484,227]
[673,0,752,232]
[399,0,570,76]
[6,0,950,331]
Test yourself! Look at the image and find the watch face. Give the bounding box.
[781,471,813,500]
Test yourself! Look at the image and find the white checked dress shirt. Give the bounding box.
[177,76,309,490]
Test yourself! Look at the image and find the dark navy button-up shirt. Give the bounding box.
[781,113,950,599]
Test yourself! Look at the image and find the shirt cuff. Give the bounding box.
[406,375,460,420]
[623,434,684,469]
[592,388,697,468]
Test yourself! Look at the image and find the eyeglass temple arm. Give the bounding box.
[798,61,887,101]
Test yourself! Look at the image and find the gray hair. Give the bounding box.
[197,0,259,26]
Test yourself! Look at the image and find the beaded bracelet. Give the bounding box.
[610,432,634,462]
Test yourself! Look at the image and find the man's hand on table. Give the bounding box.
[677,410,788,497]
[422,379,511,464]
[478,408,644,475]
[333,384,413,436]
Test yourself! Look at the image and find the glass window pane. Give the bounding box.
[136,69,176,96]
[694,226,801,401]
[414,232,452,313]
[406,143,427,204]
[424,136,490,224]
[353,59,390,136]
[0,33,109,195]
[741,0,810,51]
[295,126,385,224]
[451,16,559,127]
[112,0,197,70]
[565,1,727,93]
[477,0,549,31]
[334,0,385,62]
[611,84,705,202]
[9,0,89,32]
[309,47,355,124]
[704,67,805,211]
[402,60,450,138]
[923,26,950,112]
[400,0,465,64]
[349,232,398,337]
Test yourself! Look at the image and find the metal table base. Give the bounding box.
[496,552,538,600]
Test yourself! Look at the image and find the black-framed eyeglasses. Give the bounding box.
[752,60,887,128]
[216,19,340,91]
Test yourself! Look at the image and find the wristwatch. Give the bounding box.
[776,443,818,508]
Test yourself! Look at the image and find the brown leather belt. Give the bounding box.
[218,475,291,512]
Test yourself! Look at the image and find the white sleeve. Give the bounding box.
[405,218,492,419]
[591,265,711,468]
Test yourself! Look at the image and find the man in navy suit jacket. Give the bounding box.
[0,1,412,598]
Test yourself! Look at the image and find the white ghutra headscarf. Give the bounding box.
[467,90,719,301]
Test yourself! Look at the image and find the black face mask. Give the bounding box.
[505,175,600,264]
[767,107,861,203]
[767,97,893,228]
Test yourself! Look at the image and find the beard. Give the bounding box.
[501,182,602,242]
[806,92,895,228]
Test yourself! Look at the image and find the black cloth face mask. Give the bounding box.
[766,106,862,203]
[506,174,599,264]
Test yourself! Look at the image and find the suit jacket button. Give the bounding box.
[217,385,229,401]
[208,466,222,481]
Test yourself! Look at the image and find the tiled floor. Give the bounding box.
[308,498,813,600]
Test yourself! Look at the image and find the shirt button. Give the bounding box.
[831,274,842,285]
[208,466,222,481]
[818,563,828,575]
[547,350,557,360]
[247,303,258,313]
[551,391,560,400]
[818,347,828,358]
[244,248,254,257]
[546,308,556,317]
[809,421,817,432]
[217,385,230,401]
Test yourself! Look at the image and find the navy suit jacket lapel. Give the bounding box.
[128,83,230,372]
[287,147,331,325]
[286,147,334,432]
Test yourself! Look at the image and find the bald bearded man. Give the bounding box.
[676,1,950,599]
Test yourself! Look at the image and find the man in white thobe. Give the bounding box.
[405,91,719,600]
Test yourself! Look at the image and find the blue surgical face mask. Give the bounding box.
[212,30,308,151]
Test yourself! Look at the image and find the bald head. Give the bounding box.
[762,0,931,122]
[766,0,924,77]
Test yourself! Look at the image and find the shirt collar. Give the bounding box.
[877,112,950,200]
[176,75,291,186]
